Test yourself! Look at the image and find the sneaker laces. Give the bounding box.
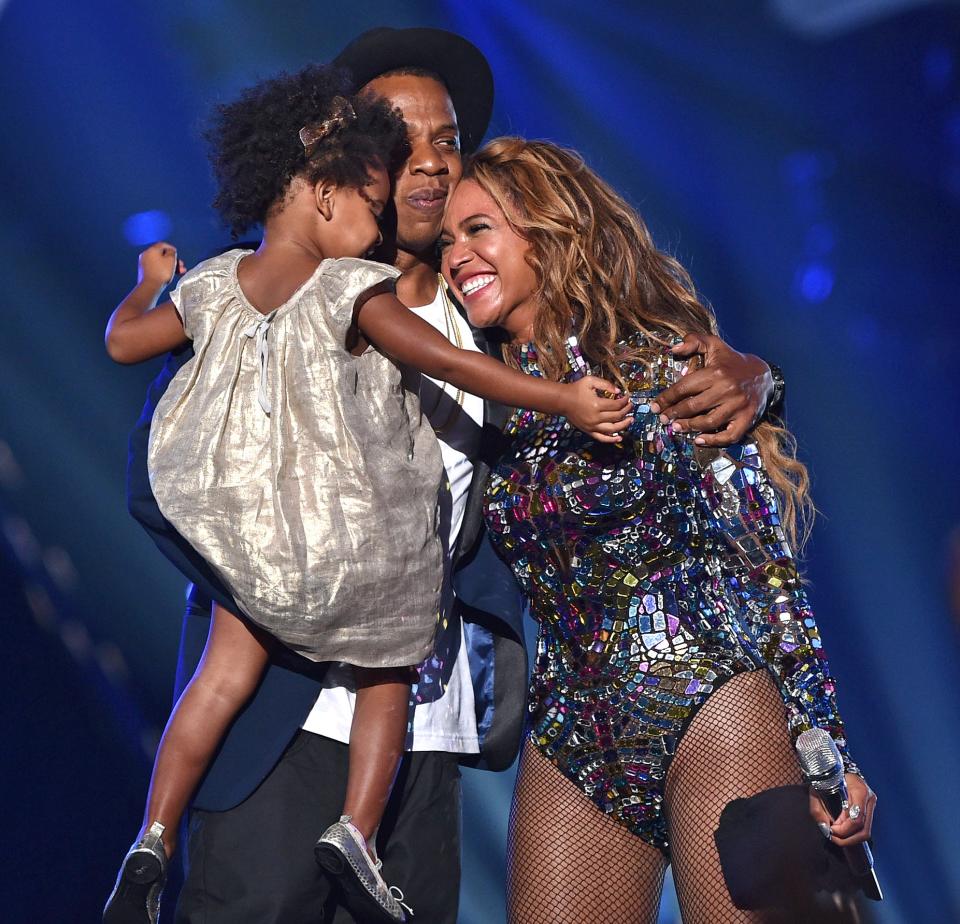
[389,886,414,916]
[338,815,413,915]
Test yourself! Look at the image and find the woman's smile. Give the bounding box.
[440,179,538,340]
[459,273,497,298]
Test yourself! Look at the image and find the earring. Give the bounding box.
[366,231,384,258]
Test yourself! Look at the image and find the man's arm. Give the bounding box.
[649,333,782,447]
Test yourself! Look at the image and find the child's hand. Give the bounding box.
[137,242,185,293]
[562,376,634,443]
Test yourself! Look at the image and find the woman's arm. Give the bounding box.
[356,289,633,443]
[106,242,189,364]
[686,437,878,845]
[692,441,856,765]
[639,348,853,761]
[645,339,876,844]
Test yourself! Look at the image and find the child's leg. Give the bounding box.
[341,666,415,845]
[141,602,272,854]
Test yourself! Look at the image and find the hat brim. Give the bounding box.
[332,27,493,154]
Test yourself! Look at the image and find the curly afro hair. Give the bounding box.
[205,64,408,237]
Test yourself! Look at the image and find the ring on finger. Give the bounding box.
[848,803,862,821]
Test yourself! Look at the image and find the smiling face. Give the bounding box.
[320,162,390,258]
[439,179,539,340]
[363,73,463,257]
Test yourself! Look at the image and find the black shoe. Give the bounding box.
[103,822,168,924]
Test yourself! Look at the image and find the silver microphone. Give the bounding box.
[796,728,882,901]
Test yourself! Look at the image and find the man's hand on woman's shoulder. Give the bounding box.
[649,332,773,447]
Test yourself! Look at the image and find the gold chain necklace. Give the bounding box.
[422,276,466,435]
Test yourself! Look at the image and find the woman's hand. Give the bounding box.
[562,376,633,443]
[137,241,185,294]
[649,333,772,446]
[808,773,877,847]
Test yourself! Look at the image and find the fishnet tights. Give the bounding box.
[507,739,667,924]
[507,670,813,923]
[665,669,805,923]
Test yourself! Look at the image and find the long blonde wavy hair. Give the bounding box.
[463,137,812,548]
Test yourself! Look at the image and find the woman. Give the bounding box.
[439,138,876,923]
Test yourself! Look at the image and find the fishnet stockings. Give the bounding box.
[507,739,667,924]
[507,670,843,924]
[665,669,805,923]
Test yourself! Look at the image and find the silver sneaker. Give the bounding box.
[103,821,168,924]
[315,816,412,923]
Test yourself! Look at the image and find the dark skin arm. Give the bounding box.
[108,253,633,441]
[649,333,774,447]
[355,287,634,443]
[105,242,187,364]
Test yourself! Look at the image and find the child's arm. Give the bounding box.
[106,242,189,364]
[356,288,633,443]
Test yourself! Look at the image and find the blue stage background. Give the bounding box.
[1,1,958,921]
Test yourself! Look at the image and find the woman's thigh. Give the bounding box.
[664,669,804,923]
[507,740,668,924]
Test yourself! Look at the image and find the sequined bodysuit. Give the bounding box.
[483,340,856,853]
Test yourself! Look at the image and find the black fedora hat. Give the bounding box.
[332,27,493,154]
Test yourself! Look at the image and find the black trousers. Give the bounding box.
[174,732,462,923]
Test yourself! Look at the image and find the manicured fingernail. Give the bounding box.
[818,822,832,840]
[649,402,660,413]
[671,421,682,433]
[659,414,669,424]
[694,436,706,445]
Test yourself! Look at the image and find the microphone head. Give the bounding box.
[796,727,844,792]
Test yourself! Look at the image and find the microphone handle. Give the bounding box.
[815,783,883,901]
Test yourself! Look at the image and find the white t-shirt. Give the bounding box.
[301,285,485,752]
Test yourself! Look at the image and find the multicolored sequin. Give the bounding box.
[483,339,856,853]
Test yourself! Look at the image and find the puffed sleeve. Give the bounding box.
[167,265,203,338]
[317,257,402,332]
[168,251,244,342]
[626,345,859,774]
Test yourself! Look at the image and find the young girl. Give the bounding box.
[102,68,631,924]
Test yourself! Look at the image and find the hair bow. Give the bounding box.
[299,97,357,159]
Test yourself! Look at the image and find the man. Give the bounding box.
[127,27,778,923]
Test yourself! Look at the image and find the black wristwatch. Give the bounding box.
[766,362,786,422]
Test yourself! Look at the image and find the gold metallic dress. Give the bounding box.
[149,250,443,666]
